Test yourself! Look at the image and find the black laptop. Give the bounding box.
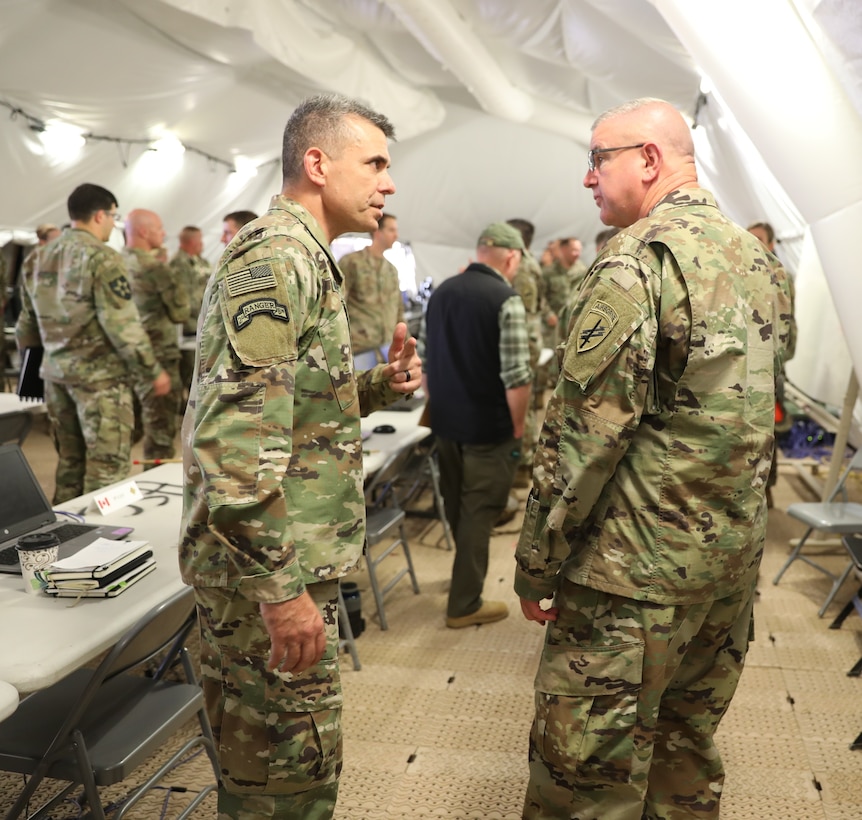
[0,443,133,574]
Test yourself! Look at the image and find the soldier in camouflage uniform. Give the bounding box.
[508,218,546,488]
[169,225,212,392]
[515,99,795,820]
[16,184,169,502]
[123,209,190,465]
[339,212,404,356]
[180,94,421,820]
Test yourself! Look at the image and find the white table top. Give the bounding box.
[0,463,186,694]
[0,404,429,701]
[361,401,430,477]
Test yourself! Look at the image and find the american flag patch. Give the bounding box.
[226,263,277,296]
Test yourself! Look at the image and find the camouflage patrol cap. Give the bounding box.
[477,222,526,251]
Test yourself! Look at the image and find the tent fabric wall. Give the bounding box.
[1,0,861,407]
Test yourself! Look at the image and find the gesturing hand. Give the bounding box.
[382,322,422,393]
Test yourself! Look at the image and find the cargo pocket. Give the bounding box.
[533,640,643,785]
[215,648,343,795]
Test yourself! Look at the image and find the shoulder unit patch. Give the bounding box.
[577,299,618,352]
[108,274,132,300]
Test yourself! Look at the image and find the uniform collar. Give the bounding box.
[267,194,340,272]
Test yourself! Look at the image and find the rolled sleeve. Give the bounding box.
[499,295,531,389]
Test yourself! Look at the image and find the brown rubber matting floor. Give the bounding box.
[2,415,861,818]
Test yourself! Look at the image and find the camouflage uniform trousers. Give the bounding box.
[135,356,183,465]
[524,578,756,820]
[195,579,343,820]
[44,378,134,504]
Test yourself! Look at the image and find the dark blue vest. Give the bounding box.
[425,262,515,444]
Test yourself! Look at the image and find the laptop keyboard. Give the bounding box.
[0,523,95,565]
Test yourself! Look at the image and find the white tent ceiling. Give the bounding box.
[2,0,862,404]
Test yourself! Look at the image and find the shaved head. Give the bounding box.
[593,98,694,162]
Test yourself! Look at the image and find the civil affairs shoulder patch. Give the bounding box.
[226,262,278,297]
[577,299,618,352]
[233,297,289,330]
[108,275,132,300]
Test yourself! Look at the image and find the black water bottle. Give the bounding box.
[340,581,365,639]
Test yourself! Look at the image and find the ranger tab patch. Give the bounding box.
[577,300,618,352]
[233,298,289,330]
[226,263,277,297]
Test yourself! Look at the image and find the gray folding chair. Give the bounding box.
[0,587,220,820]
[773,448,862,616]
[364,444,421,630]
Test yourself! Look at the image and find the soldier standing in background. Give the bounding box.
[16,184,169,502]
[19,223,61,281]
[515,98,794,819]
[221,209,258,246]
[181,94,421,820]
[340,211,404,358]
[507,218,546,490]
[123,209,190,466]
[169,225,211,392]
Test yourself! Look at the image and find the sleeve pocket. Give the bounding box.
[194,381,264,507]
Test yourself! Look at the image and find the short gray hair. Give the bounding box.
[591,97,668,130]
[282,94,396,183]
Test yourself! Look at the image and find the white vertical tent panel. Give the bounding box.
[653,0,862,395]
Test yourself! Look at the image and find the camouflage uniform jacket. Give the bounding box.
[170,249,211,334]
[515,188,794,606]
[123,247,190,363]
[512,250,544,370]
[340,246,404,352]
[180,195,405,603]
[15,228,162,388]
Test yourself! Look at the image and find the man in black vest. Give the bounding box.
[423,222,532,628]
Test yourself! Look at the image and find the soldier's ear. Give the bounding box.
[304,148,327,188]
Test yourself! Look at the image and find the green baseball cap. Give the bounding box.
[477,222,526,251]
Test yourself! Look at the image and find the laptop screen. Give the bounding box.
[0,443,56,543]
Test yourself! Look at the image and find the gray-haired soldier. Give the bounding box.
[180,94,421,819]
[16,184,169,502]
[515,99,794,819]
[123,208,190,466]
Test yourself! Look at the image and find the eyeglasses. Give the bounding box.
[587,143,645,172]
[103,210,121,222]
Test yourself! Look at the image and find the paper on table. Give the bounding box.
[50,538,150,571]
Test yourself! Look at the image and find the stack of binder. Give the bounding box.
[40,539,155,598]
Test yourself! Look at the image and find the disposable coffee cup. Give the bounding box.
[16,532,60,595]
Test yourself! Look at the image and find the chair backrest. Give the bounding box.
[50,588,197,739]
[0,411,33,446]
[364,443,421,512]
[826,448,862,503]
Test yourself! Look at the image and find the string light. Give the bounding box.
[1,98,253,173]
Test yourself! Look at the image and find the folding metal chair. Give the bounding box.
[773,448,862,616]
[0,587,220,819]
[363,445,421,630]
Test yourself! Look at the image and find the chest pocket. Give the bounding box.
[317,276,358,412]
[220,257,297,367]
